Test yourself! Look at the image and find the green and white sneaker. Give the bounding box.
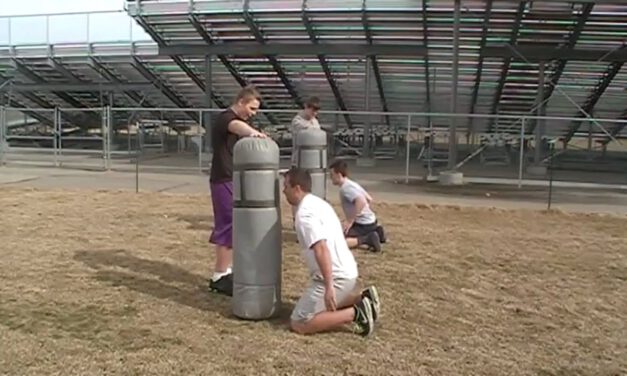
[361,286,380,321]
[353,296,375,337]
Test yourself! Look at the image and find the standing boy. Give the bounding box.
[290,97,321,166]
[208,85,267,296]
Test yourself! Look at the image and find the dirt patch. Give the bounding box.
[0,187,626,375]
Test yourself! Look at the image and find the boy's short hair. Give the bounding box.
[329,159,349,177]
[304,96,321,111]
[234,85,261,104]
[284,167,312,192]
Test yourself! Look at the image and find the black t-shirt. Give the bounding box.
[210,108,244,183]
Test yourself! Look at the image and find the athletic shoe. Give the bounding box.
[376,225,387,243]
[209,273,233,296]
[361,286,380,321]
[352,296,375,337]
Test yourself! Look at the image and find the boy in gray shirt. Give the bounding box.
[290,97,321,166]
[329,159,386,253]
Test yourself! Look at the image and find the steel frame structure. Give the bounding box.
[0,0,625,169]
[127,0,627,157]
[1,104,626,183]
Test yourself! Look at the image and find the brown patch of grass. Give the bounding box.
[0,187,626,375]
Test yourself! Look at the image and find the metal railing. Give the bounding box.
[1,105,626,187]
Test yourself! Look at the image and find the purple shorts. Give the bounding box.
[209,181,233,248]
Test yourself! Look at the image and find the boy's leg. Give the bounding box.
[290,278,375,336]
[337,285,380,321]
[376,224,387,243]
[291,299,374,336]
[208,181,234,296]
[346,223,381,252]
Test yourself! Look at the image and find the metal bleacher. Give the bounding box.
[0,0,626,168]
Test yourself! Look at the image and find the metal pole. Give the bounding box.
[534,61,545,164]
[107,93,114,170]
[547,142,555,210]
[135,151,139,194]
[204,54,213,153]
[587,119,593,152]
[405,115,411,183]
[333,110,339,157]
[428,117,433,178]
[135,107,141,193]
[364,58,372,159]
[0,80,11,91]
[448,0,460,169]
[58,109,63,163]
[105,107,627,123]
[0,105,5,166]
[454,143,488,170]
[518,117,525,188]
[102,106,108,170]
[198,110,203,173]
[102,106,107,170]
[53,108,59,167]
[108,106,113,170]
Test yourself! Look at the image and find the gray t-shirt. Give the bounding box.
[291,111,320,165]
[339,178,376,225]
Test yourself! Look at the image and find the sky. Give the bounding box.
[0,0,124,16]
[0,0,151,45]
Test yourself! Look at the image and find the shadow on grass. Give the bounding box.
[74,249,294,329]
[0,298,183,351]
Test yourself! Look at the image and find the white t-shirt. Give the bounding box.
[339,178,376,225]
[294,193,358,280]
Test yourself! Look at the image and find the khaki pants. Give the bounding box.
[290,277,358,322]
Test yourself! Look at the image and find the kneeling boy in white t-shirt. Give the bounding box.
[282,167,381,336]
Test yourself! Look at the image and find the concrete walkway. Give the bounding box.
[1,165,626,216]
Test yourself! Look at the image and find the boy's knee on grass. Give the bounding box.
[290,319,310,335]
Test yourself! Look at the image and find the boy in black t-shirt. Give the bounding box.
[208,85,267,296]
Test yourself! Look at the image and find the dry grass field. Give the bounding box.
[0,187,626,376]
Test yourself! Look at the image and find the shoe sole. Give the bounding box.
[361,297,375,336]
[363,286,380,321]
[208,281,233,297]
[209,288,232,297]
